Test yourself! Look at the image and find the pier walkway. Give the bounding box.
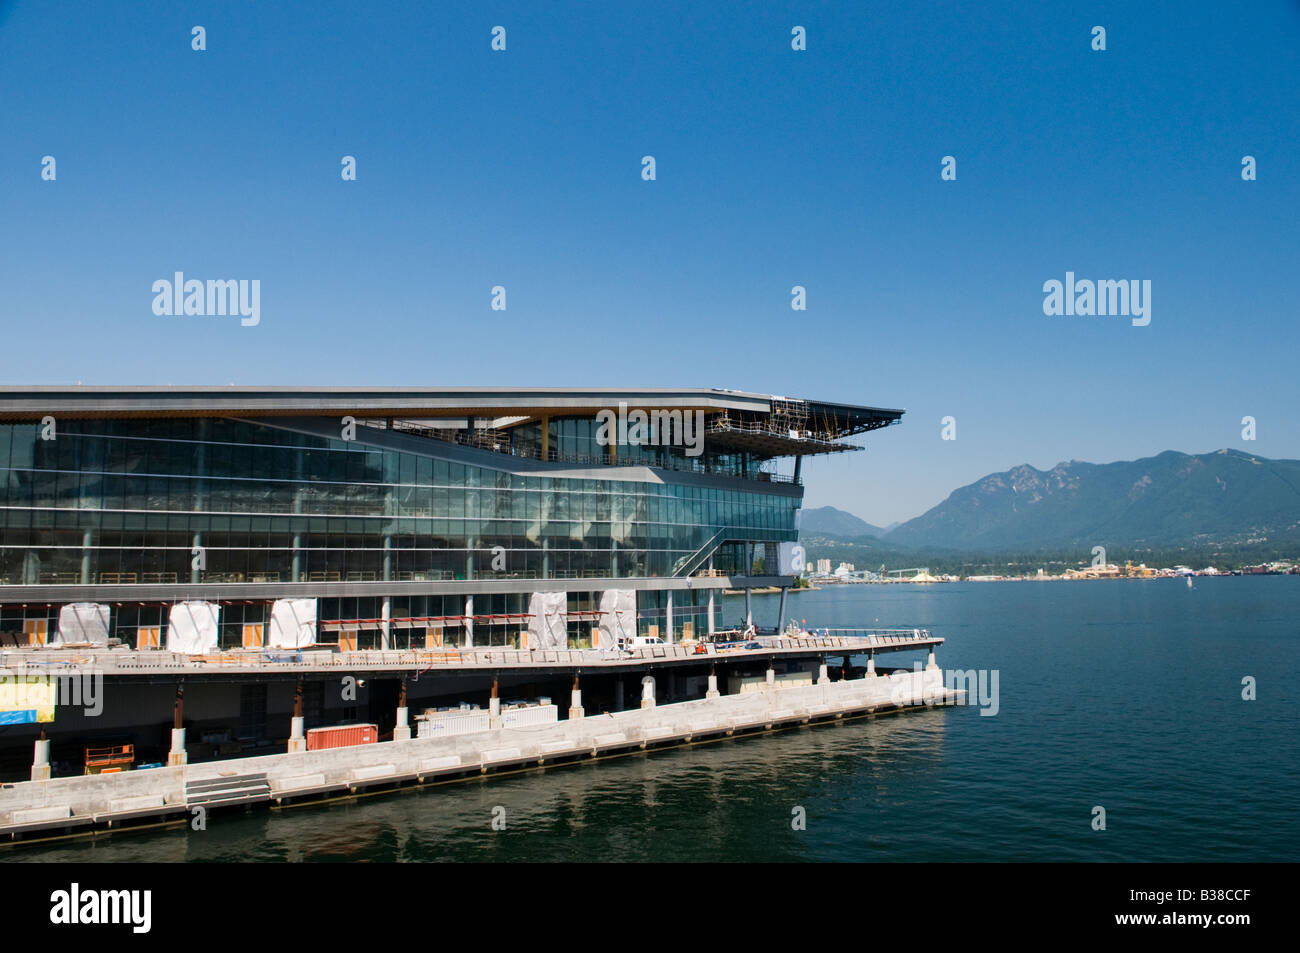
[0,629,940,679]
[0,663,959,843]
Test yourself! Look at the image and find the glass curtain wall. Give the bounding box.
[0,419,799,585]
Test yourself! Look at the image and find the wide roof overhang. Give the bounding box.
[0,386,904,457]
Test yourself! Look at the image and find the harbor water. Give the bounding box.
[11,576,1298,862]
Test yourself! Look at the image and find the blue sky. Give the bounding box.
[1,1,1297,524]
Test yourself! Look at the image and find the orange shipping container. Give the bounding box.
[305,724,377,751]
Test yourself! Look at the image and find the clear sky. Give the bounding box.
[1,1,1297,525]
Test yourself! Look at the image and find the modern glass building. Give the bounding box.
[0,387,902,651]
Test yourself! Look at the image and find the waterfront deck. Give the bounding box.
[0,629,940,678]
[0,665,960,844]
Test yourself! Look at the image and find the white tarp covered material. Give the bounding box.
[166,601,220,654]
[53,603,110,645]
[596,589,636,650]
[269,598,317,648]
[527,591,568,650]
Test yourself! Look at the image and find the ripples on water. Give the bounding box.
[14,577,1299,862]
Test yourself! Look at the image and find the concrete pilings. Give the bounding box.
[31,739,51,782]
[168,728,187,767]
[569,676,584,720]
[0,669,966,840]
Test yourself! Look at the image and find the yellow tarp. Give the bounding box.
[0,674,57,723]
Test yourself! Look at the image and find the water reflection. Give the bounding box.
[16,579,1297,862]
[12,709,952,864]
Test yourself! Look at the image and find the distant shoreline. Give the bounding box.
[800,570,1297,584]
[721,572,1297,593]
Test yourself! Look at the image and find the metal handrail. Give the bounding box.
[671,526,736,577]
[706,416,862,451]
[0,629,937,674]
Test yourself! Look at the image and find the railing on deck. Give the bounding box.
[775,627,934,647]
[0,628,936,674]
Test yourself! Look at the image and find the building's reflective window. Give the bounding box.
[0,419,799,585]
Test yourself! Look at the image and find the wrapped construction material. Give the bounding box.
[167,601,220,654]
[596,589,635,650]
[53,603,110,645]
[269,598,317,648]
[526,591,568,650]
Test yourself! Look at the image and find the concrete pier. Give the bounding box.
[0,666,961,843]
[168,728,187,767]
[169,687,186,765]
[569,676,584,720]
[31,739,50,782]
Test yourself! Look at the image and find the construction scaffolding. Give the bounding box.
[769,398,810,435]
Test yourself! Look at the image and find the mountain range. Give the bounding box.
[798,506,895,539]
[809,450,1300,553]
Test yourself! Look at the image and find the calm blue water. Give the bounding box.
[14,577,1299,862]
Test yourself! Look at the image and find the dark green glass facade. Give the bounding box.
[0,418,799,586]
